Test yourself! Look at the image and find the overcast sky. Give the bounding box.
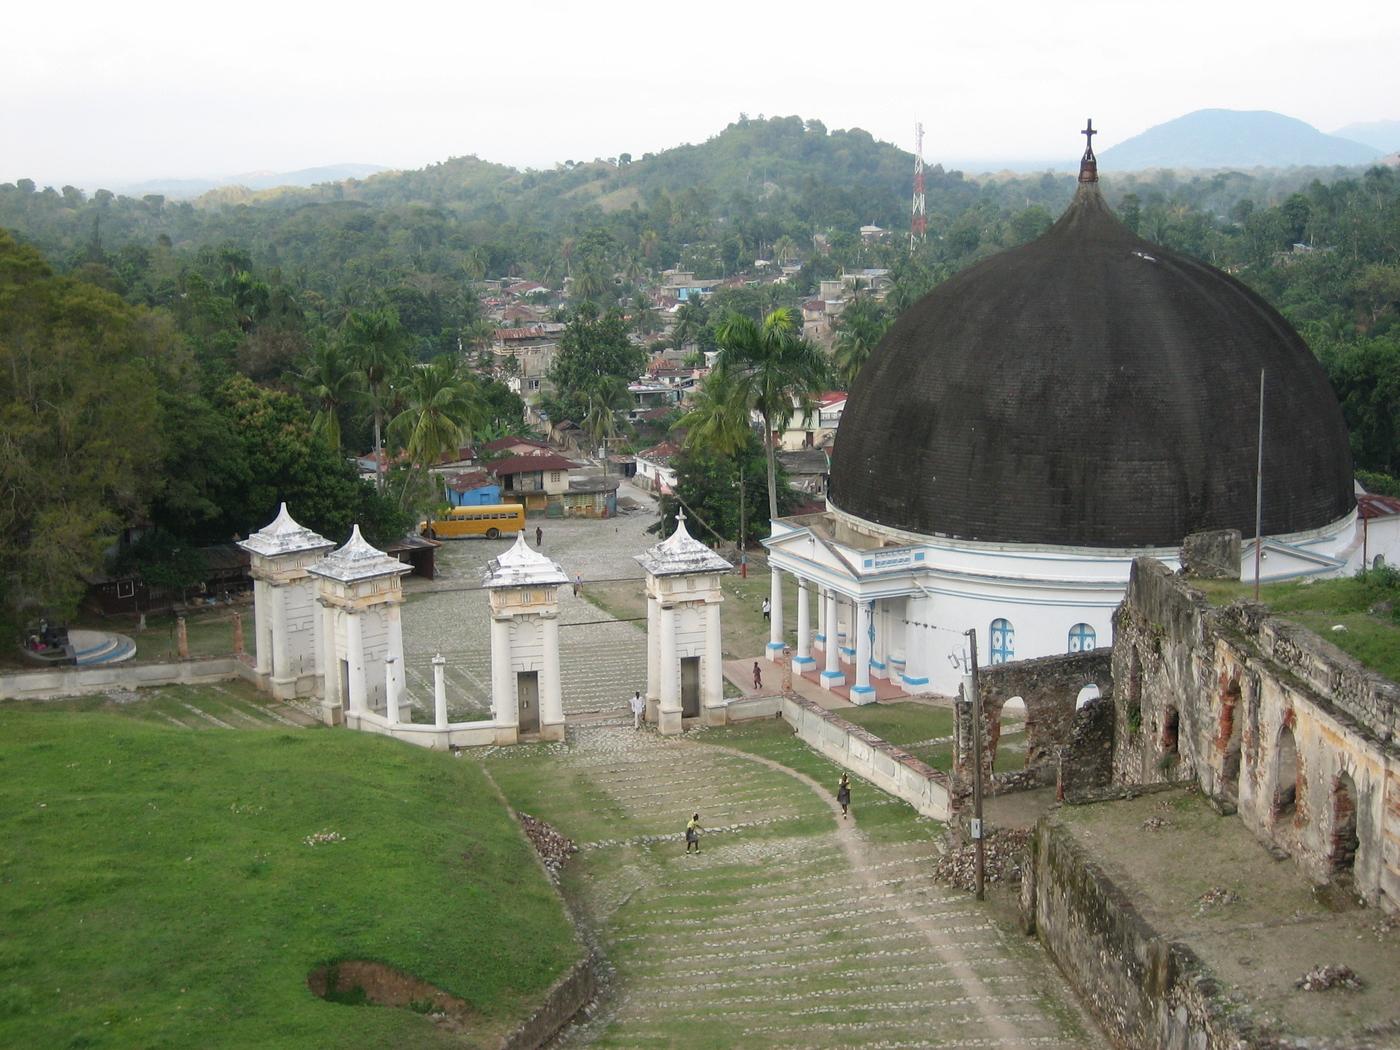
[5,0,1398,189]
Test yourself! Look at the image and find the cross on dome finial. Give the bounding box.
[676,507,686,523]
[1079,118,1099,184]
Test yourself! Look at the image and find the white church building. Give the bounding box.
[766,131,1362,698]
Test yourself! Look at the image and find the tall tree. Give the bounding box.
[344,306,409,492]
[832,297,890,388]
[387,358,484,492]
[715,307,830,521]
[298,341,361,452]
[675,365,755,545]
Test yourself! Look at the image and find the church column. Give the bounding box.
[815,585,828,650]
[851,600,875,703]
[821,590,844,688]
[767,567,784,662]
[794,579,814,671]
[491,617,514,729]
[658,603,680,734]
[344,611,366,716]
[253,579,271,675]
[839,596,855,657]
[703,600,724,723]
[541,612,563,737]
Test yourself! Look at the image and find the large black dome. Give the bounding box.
[829,184,1355,547]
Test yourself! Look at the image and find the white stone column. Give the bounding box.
[386,604,405,718]
[383,657,398,724]
[491,617,514,730]
[541,613,563,739]
[703,600,724,724]
[821,590,844,688]
[767,567,784,662]
[432,653,448,729]
[851,600,875,704]
[794,579,814,671]
[269,584,289,688]
[345,611,366,716]
[816,585,828,649]
[253,579,271,674]
[319,603,338,707]
[658,603,680,734]
[646,593,660,702]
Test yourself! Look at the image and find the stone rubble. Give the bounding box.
[932,828,1030,890]
[1294,964,1364,992]
[518,812,577,880]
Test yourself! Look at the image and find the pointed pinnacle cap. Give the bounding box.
[237,501,334,557]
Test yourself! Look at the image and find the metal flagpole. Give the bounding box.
[1254,369,1265,602]
[964,628,986,900]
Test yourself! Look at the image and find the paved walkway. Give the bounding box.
[483,722,1093,1048]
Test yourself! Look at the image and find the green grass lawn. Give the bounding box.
[1194,572,1400,682]
[838,702,955,746]
[0,708,579,1049]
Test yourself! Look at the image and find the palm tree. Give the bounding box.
[582,376,629,467]
[773,235,798,266]
[298,342,361,452]
[832,298,890,389]
[671,299,707,352]
[715,308,830,521]
[387,358,483,500]
[344,306,409,493]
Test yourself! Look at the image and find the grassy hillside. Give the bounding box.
[0,704,578,1049]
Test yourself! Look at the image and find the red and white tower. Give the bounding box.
[910,121,927,251]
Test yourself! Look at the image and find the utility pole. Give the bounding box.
[964,628,986,901]
[910,121,927,253]
[1254,368,1265,602]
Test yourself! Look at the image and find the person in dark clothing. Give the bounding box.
[836,773,852,818]
[752,661,762,690]
[535,526,543,547]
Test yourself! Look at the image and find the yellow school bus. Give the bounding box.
[420,503,526,540]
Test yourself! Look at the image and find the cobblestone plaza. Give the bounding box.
[399,485,658,722]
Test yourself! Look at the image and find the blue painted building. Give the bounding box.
[444,470,501,507]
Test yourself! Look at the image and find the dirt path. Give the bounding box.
[702,740,1025,1046]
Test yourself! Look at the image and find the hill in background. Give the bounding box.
[1331,119,1400,154]
[1100,109,1381,170]
[118,162,388,199]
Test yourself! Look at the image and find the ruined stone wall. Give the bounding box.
[1022,815,1256,1050]
[1059,697,1115,798]
[1109,558,1399,912]
[953,650,1112,793]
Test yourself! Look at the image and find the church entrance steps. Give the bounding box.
[480,722,1096,1047]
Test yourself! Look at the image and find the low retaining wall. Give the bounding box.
[722,694,784,722]
[1022,814,1252,1050]
[497,954,596,1050]
[780,695,952,821]
[349,710,498,750]
[0,656,258,701]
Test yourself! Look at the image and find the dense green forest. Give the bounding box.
[2,114,1399,635]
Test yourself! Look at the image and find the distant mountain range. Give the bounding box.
[1331,119,1400,154]
[1099,110,1382,170]
[114,163,387,199]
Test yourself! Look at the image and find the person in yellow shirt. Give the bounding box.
[685,813,702,854]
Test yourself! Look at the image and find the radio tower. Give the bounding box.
[910,121,927,252]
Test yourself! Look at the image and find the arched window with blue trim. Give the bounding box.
[1068,623,1096,653]
[989,618,1014,664]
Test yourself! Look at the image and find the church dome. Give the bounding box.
[830,170,1354,548]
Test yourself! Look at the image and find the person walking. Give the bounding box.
[535,525,543,547]
[685,813,702,854]
[836,772,852,819]
[572,573,582,597]
[761,597,771,621]
[629,690,645,730]
[752,661,762,691]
